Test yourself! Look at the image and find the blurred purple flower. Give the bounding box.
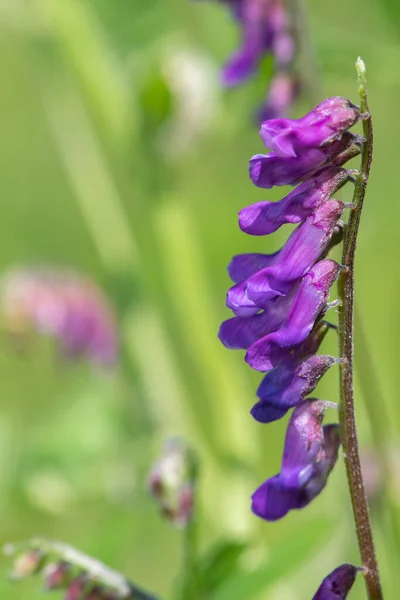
[220,0,294,87]
[251,399,340,520]
[312,564,359,599]
[0,267,118,367]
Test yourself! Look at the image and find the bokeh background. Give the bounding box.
[0,0,399,598]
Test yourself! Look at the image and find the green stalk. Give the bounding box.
[337,58,383,600]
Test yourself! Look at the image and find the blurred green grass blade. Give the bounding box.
[42,75,138,273]
[212,518,335,600]
[38,0,132,146]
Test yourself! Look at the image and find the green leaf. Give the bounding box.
[212,518,334,600]
[202,540,248,593]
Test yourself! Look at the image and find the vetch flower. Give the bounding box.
[249,132,358,189]
[312,564,359,599]
[251,399,340,520]
[226,200,343,315]
[251,321,337,423]
[261,97,360,158]
[245,259,340,371]
[239,166,348,235]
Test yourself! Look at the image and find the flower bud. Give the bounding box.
[43,561,72,590]
[10,549,46,581]
[148,438,196,528]
[64,575,87,600]
[312,564,359,599]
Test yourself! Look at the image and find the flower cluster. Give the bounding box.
[148,438,197,528]
[204,0,299,118]
[5,542,144,600]
[219,96,362,520]
[0,267,118,366]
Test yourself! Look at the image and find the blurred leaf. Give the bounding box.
[202,540,248,593]
[374,0,400,36]
[140,71,173,130]
[212,518,334,600]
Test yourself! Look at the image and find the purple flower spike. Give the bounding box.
[239,167,348,235]
[249,132,357,188]
[245,259,340,371]
[258,72,300,122]
[251,399,341,521]
[252,322,337,422]
[313,564,359,600]
[245,199,344,304]
[261,97,360,158]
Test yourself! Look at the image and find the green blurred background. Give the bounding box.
[0,0,399,598]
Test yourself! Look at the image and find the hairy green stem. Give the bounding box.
[337,58,383,600]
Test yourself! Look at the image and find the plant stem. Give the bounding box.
[337,58,383,600]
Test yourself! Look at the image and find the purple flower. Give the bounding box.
[219,288,295,349]
[251,399,341,521]
[221,0,272,87]
[227,200,343,315]
[245,259,340,371]
[261,97,361,158]
[252,321,337,423]
[220,0,294,87]
[249,132,358,188]
[239,167,348,235]
[312,564,359,600]
[0,267,118,367]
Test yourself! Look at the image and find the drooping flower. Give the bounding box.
[251,321,337,422]
[239,166,348,235]
[148,438,197,528]
[0,267,118,367]
[251,399,340,520]
[245,259,340,371]
[312,564,359,599]
[261,97,361,158]
[249,132,359,189]
[226,200,343,316]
